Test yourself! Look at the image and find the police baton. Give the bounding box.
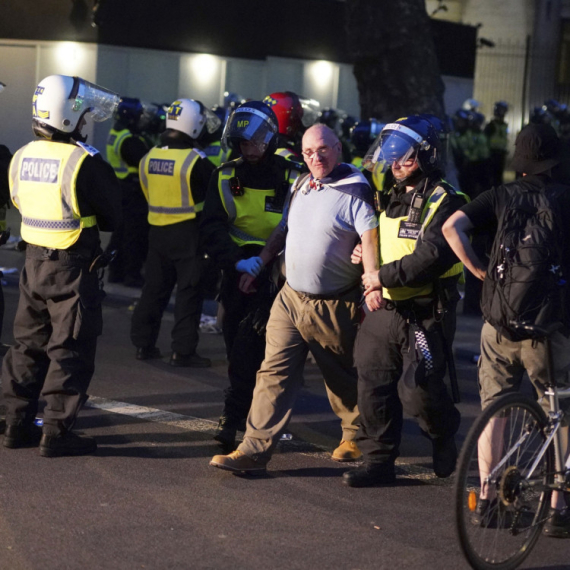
[444,335,461,404]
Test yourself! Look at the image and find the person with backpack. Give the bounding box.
[442,123,570,538]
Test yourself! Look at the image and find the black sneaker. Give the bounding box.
[3,423,43,449]
[169,352,211,368]
[432,434,458,478]
[39,431,97,458]
[342,464,396,488]
[135,346,162,361]
[543,508,570,538]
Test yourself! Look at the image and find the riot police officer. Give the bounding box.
[2,75,121,456]
[106,97,150,287]
[484,101,509,187]
[0,81,12,358]
[344,116,464,486]
[350,118,387,192]
[263,91,304,160]
[200,101,303,449]
[130,99,218,367]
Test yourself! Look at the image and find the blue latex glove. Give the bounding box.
[235,256,263,277]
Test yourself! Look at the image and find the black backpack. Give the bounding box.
[481,180,568,340]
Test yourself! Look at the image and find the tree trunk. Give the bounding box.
[346,0,445,122]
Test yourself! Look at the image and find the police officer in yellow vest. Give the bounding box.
[0,82,12,357]
[200,101,303,449]
[350,118,390,194]
[105,97,150,287]
[343,116,465,487]
[263,92,304,161]
[130,99,218,367]
[484,101,509,187]
[2,75,121,456]
[203,105,234,168]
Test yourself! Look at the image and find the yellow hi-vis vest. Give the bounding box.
[275,147,298,161]
[106,128,143,179]
[351,156,386,192]
[488,121,508,152]
[379,184,466,301]
[9,140,97,249]
[218,164,300,247]
[204,140,232,168]
[139,147,204,226]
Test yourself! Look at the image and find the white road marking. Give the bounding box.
[86,396,450,485]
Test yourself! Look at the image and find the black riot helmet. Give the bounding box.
[350,119,384,156]
[221,100,279,157]
[493,101,508,119]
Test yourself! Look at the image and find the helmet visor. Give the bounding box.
[362,123,421,172]
[299,97,320,128]
[222,106,277,151]
[204,107,222,134]
[72,78,120,123]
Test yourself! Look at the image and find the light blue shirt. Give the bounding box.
[285,168,378,295]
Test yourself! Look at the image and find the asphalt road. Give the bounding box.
[0,245,569,570]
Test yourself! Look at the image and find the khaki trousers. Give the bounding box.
[479,322,570,423]
[238,282,360,460]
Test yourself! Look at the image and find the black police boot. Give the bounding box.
[136,346,162,361]
[342,463,396,487]
[170,352,211,368]
[3,423,43,449]
[39,430,97,458]
[432,434,458,478]
[213,415,238,450]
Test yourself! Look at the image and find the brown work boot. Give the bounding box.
[209,450,267,474]
[331,440,362,462]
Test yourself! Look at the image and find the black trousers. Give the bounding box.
[354,302,460,465]
[130,220,203,355]
[488,150,507,187]
[107,179,149,282]
[2,248,103,435]
[219,266,277,424]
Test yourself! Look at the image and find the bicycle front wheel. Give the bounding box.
[455,393,554,570]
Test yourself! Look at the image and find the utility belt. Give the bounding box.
[26,244,112,272]
[290,281,360,302]
[386,295,436,322]
[26,245,91,263]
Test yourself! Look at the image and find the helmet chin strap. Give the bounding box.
[71,130,87,144]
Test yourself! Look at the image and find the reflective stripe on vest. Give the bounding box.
[379,184,466,300]
[218,166,299,247]
[10,140,95,249]
[139,147,203,226]
[275,147,297,161]
[106,128,141,179]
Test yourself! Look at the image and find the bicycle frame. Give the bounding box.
[484,385,570,492]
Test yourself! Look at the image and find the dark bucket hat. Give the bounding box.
[510,123,561,174]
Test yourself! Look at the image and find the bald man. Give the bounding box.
[210,125,382,474]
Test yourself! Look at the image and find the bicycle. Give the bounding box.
[454,324,570,570]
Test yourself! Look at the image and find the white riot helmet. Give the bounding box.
[165,98,221,141]
[32,75,119,141]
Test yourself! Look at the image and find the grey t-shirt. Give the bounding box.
[285,167,378,295]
